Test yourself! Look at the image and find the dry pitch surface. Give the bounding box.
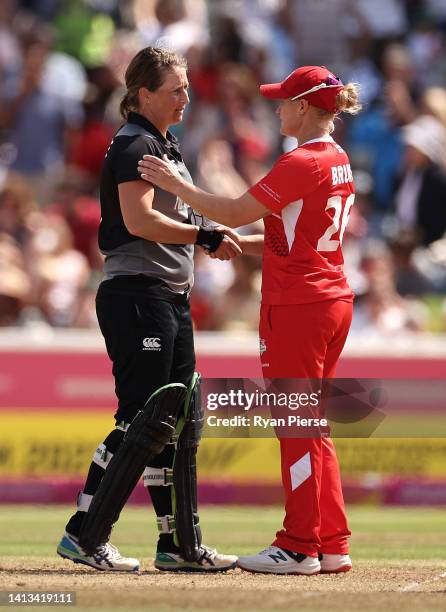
[1,559,445,612]
[1,506,445,611]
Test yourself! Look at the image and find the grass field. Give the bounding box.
[0,505,445,611]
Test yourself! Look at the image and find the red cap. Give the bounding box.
[260,66,344,113]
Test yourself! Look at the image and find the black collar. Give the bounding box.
[127,112,179,147]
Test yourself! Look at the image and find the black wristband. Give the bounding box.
[196,227,224,253]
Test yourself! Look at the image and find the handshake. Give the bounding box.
[195,225,243,261]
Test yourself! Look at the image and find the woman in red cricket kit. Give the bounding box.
[138,65,361,575]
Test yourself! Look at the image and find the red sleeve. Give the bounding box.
[248,149,321,213]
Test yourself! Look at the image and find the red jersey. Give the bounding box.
[249,136,355,305]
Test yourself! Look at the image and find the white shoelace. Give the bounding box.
[96,542,123,561]
[200,545,217,557]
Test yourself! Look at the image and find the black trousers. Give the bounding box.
[96,277,196,423]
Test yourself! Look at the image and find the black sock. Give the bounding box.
[146,444,177,551]
[65,429,125,538]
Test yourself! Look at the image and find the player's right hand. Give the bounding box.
[208,234,242,261]
[213,225,242,249]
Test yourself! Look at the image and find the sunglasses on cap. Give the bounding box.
[290,74,343,101]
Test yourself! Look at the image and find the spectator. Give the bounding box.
[191,248,235,330]
[46,178,101,269]
[394,115,446,246]
[348,43,417,211]
[0,0,21,84]
[196,138,248,197]
[68,65,118,186]
[209,0,295,82]
[183,62,276,182]
[0,232,31,325]
[355,0,408,49]
[210,14,244,64]
[421,86,446,127]
[407,13,444,88]
[413,234,446,294]
[351,241,427,335]
[136,0,208,56]
[213,254,262,331]
[0,172,36,248]
[388,229,437,296]
[216,63,277,183]
[0,20,83,203]
[29,213,90,327]
[283,0,369,77]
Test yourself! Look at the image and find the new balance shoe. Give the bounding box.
[57,531,139,572]
[155,545,237,572]
[320,553,352,574]
[238,546,320,575]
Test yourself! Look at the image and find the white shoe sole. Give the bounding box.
[237,560,320,576]
[155,562,237,573]
[320,563,352,574]
[57,535,140,572]
[57,549,140,572]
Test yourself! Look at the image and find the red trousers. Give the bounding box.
[259,299,353,557]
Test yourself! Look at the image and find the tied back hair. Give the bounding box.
[335,83,362,115]
[119,46,187,120]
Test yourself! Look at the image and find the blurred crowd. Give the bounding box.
[1,0,446,336]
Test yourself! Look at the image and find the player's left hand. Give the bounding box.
[138,154,183,192]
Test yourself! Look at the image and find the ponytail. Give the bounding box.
[336,83,362,115]
[119,92,133,121]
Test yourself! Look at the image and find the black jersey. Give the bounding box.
[99,112,194,293]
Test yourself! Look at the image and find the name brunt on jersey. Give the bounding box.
[331,163,353,186]
[248,138,356,305]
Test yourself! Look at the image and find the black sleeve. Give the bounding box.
[111,136,159,185]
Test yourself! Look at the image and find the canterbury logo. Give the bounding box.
[143,337,161,350]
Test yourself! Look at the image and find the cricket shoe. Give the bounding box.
[57,531,139,572]
[155,545,237,572]
[319,553,352,574]
[238,546,320,575]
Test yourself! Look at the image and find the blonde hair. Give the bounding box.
[335,83,362,115]
[314,82,361,133]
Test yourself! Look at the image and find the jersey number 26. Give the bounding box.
[317,194,355,252]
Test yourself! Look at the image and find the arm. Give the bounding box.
[240,234,264,256]
[119,180,199,244]
[119,180,242,258]
[210,227,264,257]
[138,155,269,228]
[177,184,268,228]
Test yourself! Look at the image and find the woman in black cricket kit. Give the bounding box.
[56,47,239,572]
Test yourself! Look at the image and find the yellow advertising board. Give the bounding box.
[1,411,445,479]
